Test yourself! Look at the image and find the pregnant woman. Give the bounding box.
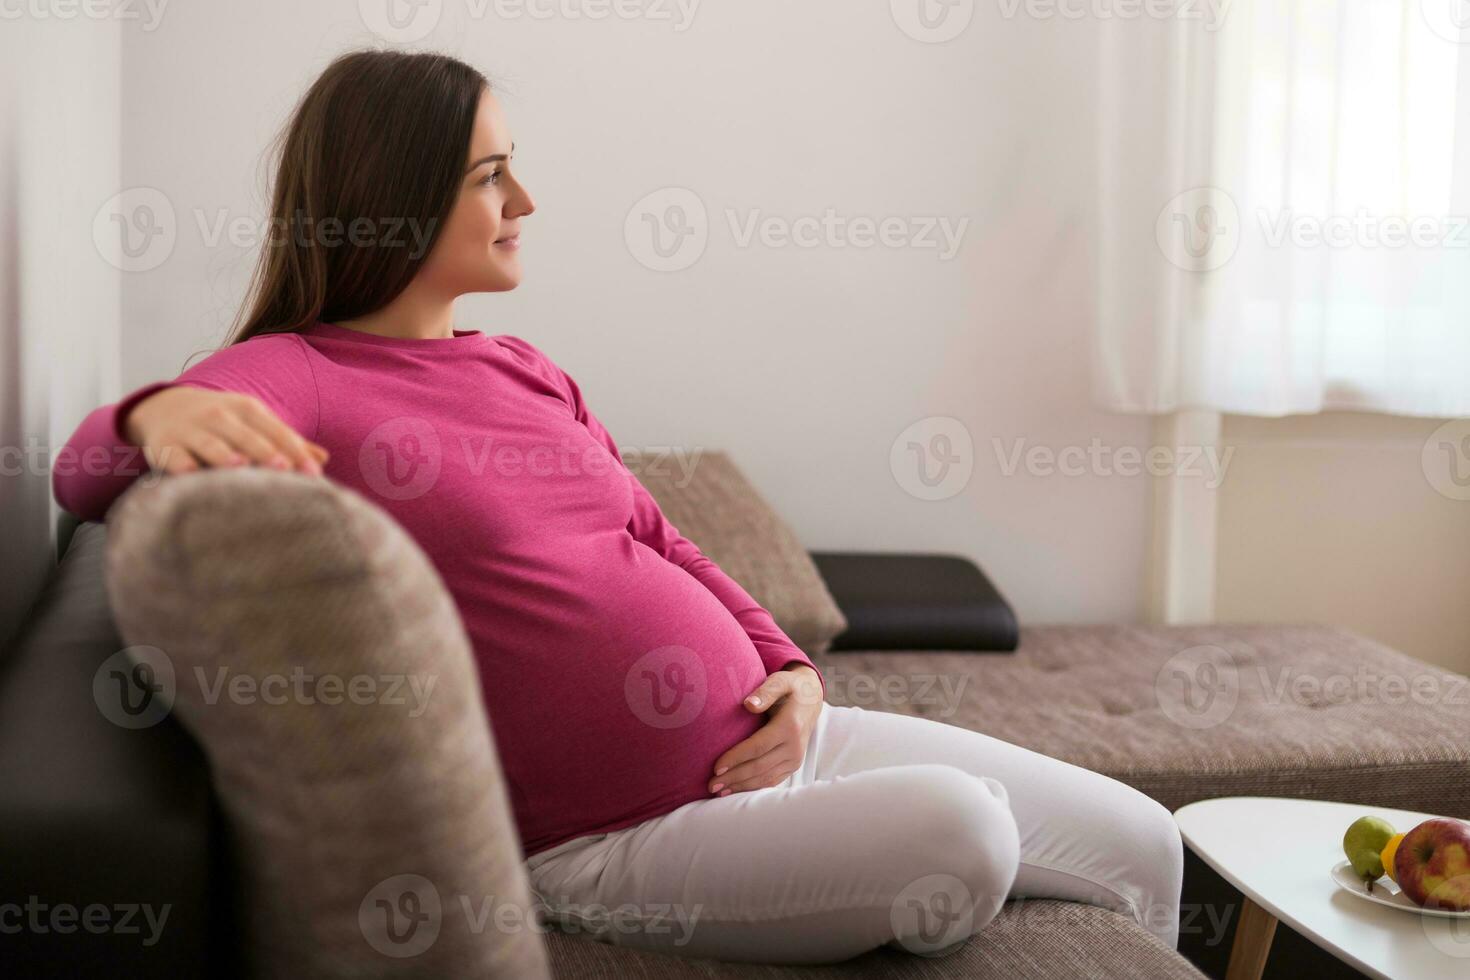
[54,50,1182,966]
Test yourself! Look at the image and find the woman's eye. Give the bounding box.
[480,169,502,186]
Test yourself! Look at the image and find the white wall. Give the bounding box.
[116,1,1155,625]
[0,15,121,646]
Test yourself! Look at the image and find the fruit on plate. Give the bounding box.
[1343,815,1397,885]
[1380,833,1406,884]
[1394,818,1470,912]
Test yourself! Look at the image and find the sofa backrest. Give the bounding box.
[623,449,847,655]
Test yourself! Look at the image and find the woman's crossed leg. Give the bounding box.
[525,703,1183,965]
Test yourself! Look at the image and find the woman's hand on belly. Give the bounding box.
[707,665,825,797]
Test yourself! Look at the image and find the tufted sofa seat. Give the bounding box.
[809,624,1470,820]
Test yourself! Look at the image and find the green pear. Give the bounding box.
[1343,816,1396,881]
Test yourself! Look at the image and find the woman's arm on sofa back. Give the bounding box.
[52,333,325,521]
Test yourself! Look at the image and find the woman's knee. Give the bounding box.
[902,767,1020,905]
[880,765,1020,955]
[1136,793,1184,883]
[1116,789,1185,941]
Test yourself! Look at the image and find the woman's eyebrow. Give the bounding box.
[465,142,515,173]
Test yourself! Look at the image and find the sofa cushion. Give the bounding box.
[810,552,1020,652]
[542,898,1204,978]
[812,624,1470,819]
[624,450,847,656]
[103,468,551,979]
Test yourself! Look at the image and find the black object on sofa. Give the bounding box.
[0,521,234,978]
[809,552,1019,652]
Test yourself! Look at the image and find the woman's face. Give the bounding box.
[419,88,534,296]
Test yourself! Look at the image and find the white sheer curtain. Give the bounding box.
[1096,0,1470,418]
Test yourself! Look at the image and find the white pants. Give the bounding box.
[525,703,1184,965]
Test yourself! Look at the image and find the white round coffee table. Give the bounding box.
[1174,797,1470,980]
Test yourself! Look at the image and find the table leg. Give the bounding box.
[1224,897,1278,980]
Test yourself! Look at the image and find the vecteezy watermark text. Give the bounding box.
[0,897,170,947]
[995,0,1230,29]
[93,646,439,729]
[992,437,1235,488]
[358,874,705,957]
[624,188,971,272]
[357,0,703,42]
[0,0,170,29]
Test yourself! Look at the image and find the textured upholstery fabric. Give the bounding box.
[624,450,848,657]
[542,899,1205,979]
[811,624,1470,819]
[103,468,551,980]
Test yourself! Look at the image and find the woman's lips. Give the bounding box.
[494,236,520,250]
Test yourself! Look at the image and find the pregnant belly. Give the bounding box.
[461,550,771,854]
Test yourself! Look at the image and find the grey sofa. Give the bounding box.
[4,453,1467,978]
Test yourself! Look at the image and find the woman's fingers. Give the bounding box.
[216,412,327,473]
[184,432,248,470]
[128,387,330,478]
[711,748,794,795]
[233,397,326,473]
[215,414,293,470]
[712,721,783,777]
[148,442,201,474]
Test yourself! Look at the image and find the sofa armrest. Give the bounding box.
[103,468,551,979]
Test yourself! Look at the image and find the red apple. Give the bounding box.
[1394,818,1470,912]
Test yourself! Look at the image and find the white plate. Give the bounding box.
[1331,860,1470,919]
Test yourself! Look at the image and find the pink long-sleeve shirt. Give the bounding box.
[53,320,825,858]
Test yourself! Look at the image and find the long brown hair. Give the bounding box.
[225,49,490,345]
